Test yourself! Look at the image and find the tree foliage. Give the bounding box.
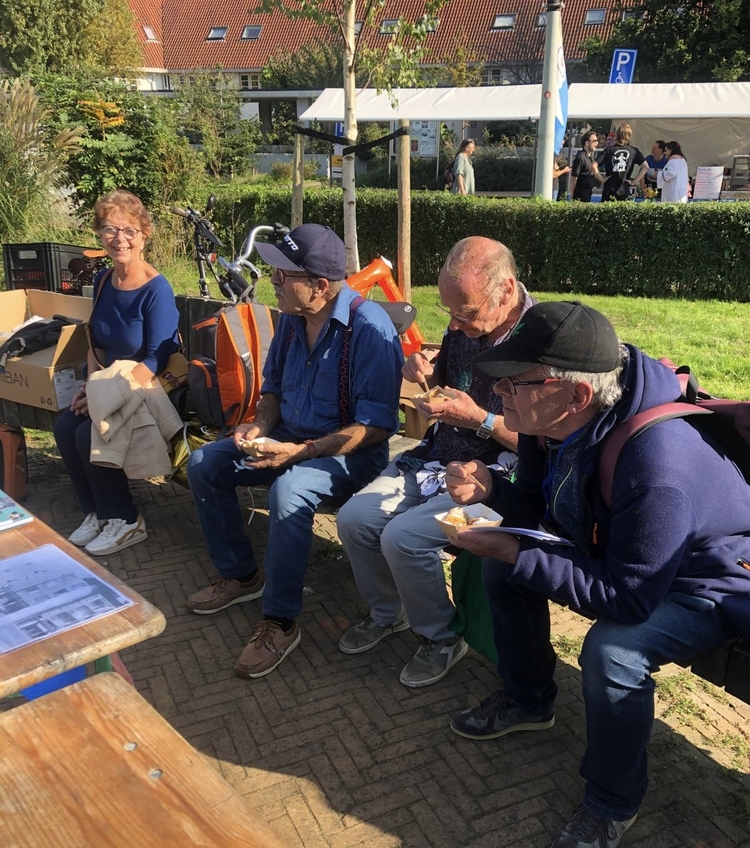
[423,31,485,88]
[581,0,750,82]
[172,69,261,179]
[0,0,142,76]
[32,72,205,212]
[263,41,346,90]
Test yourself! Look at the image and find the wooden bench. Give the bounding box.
[0,673,287,847]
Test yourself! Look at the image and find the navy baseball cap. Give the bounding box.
[473,301,620,378]
[255,223,346,280]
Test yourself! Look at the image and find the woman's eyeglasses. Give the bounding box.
[100,226,142,240]
[495,377,564,395]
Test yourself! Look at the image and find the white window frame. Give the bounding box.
[379,19,399,35]
[206,26,228,41]
[537,12,547,26]
[143,25,158,42]
[241,25,262,40]
[584,9,606,25]
[354,20,364,35]
[492,14,517,31]
[239,73,261,91]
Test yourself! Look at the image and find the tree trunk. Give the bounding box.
[342,0,360,274]
[397,118,411,301]
[291,131,304,228]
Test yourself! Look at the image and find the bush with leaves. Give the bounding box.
[33,72,206,214]
[211,187,750,301]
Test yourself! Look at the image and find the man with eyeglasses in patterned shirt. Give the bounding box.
[336,236,534,688]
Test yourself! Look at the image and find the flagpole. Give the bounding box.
[534,0,564,199]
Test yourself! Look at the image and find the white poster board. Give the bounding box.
[692,166,724,200]
[409,121,438,157]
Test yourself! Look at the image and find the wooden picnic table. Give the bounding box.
[0,515,165,699]
[0,672,287,847]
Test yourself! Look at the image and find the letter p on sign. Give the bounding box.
[609,49,638,84]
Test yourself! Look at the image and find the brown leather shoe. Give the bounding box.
[186,573,264,615]
[234,620,301,679]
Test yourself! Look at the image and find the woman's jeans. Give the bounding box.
[483,560,735,821]
[53,408,137,522]
[187,435,389,620]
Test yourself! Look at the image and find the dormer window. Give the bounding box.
[354,20,364,35]
[584,9,606,25]
[143,25,158,41]
[206,26,228,41]
[537,12,547,26]
[380,19,399,35]
[241,25,262,40]
[492,14,517,30]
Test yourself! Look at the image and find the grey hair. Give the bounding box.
[543,343,628,411]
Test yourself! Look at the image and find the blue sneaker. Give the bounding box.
[450,689,554,739]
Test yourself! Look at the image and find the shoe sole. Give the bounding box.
[69,532,102,547]
[234,628,302,679]
[399,639,470,688]
[85,530,148,557]
[450,714,555,741]
[187,586,265,615]
[338,618,410,655]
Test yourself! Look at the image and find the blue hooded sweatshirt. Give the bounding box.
[488,346,750,638]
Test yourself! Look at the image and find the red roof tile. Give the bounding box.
[130,0,632,74]
[129,0,166,68]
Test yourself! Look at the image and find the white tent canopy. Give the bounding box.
[299,82,750,170]
[300,82,750,122]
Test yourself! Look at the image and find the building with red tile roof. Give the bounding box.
[127,0,634,92]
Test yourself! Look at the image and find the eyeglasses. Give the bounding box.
[495,377,564,395]
[436,284,500,325]
[100,225,142,240]
[272,268,312,286]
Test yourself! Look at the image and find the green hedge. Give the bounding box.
[212,188,750,301]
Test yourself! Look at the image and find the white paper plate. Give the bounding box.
[435,504,503,540]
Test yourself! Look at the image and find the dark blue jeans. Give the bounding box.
[53,408,137,522]
[187,434,389,620]
[483,560,734,820]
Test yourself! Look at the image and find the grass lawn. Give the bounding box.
[163,257,750,400]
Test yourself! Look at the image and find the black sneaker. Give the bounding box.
[551,805,637,848]
[450,689,555,740]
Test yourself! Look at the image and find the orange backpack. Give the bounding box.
[189,302,274,430]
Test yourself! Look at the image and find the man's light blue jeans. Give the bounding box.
[483,561,735,821]
[187,435,388,619]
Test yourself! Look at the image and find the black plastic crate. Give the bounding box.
[2,242,90,296]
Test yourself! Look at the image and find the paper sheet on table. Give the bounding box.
[0,544,134,655]
[466,526,575,547]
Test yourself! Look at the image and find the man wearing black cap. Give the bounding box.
[443,301,750,848]
[186,224,404,678]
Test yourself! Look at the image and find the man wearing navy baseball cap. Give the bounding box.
[442,301,750,847]
[187,223,404,678]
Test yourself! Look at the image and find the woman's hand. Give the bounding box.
[70,385,88,416]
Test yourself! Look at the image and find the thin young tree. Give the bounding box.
[256,0,444,273]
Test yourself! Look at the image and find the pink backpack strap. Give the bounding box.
[598,403,713,509]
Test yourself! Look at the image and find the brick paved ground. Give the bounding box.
[14,443,750,848]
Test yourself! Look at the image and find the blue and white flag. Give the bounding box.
[554,41,568,154]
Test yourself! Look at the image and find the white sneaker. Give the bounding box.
[69,512,105,547]
[85,515,148,556]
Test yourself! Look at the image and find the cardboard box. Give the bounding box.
[399,343,443,440]
[0,290,92,411]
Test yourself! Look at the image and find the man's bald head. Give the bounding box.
[439,237,518,301]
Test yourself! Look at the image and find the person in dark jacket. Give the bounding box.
[442,301,750,848]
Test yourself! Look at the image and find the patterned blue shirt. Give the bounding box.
[261,285,404,441]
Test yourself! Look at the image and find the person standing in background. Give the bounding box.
[600,124,646,202]
[569,132,603,202]
[644,140,668,192]
[451,138,476,196]
[657,141,690,203]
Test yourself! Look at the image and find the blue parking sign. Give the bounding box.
[609,49,638,84]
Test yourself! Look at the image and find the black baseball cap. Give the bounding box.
[473,301,620,378]
[255,223,346,280]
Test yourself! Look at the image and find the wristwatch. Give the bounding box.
[476,412,496,440]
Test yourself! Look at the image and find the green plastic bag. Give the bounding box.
[450,550,498,664]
